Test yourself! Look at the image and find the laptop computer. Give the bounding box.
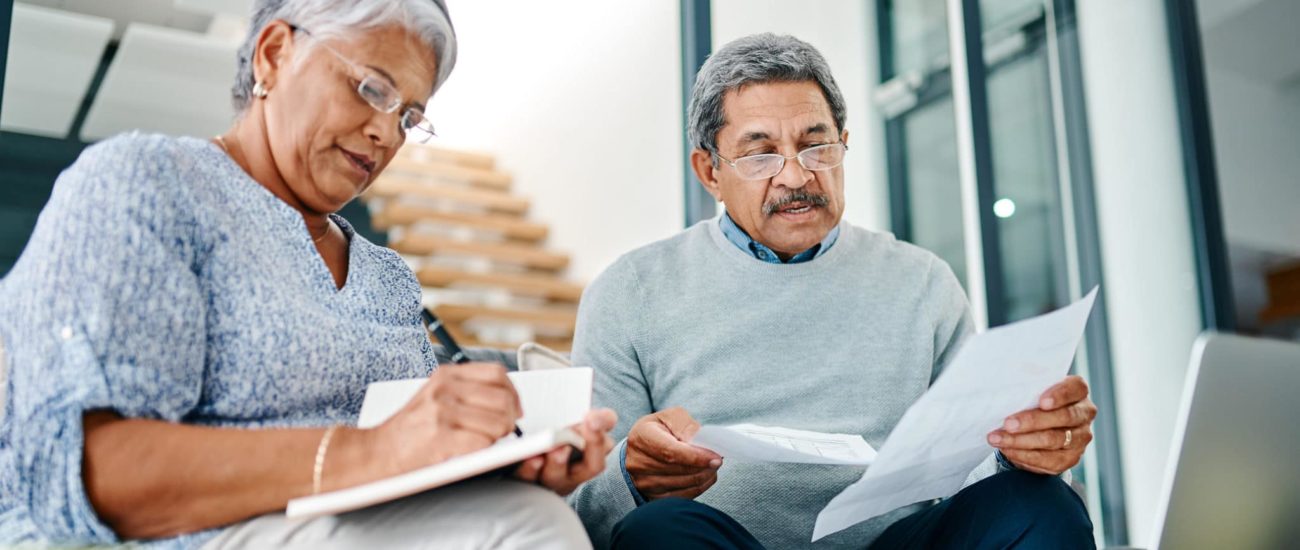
[1151,332,1300,549]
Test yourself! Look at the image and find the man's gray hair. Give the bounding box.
[687,33,847,157]
[232,0,457,113]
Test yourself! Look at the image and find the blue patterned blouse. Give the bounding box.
[0,133,439,548]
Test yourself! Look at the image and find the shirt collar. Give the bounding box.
[719,211,840,264]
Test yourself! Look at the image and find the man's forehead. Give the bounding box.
[727,82,829,114]
[733,123,832,147]
[720,81,834,142]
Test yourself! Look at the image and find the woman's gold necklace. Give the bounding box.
[214,135,331,243]
[311,221,332,243]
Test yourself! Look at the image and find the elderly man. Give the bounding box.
[567,34,1096,549]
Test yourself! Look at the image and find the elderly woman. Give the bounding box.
[0,0,615,548]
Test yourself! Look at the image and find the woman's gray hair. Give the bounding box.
[231,0,457,112]
[687,33,847,157]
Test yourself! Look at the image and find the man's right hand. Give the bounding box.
[625,407,722,501]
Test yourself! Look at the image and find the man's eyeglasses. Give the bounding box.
[292,26,437,144]
[714,142,848,181]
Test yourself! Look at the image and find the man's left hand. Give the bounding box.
[987,375,1096,475]
[513,408,617,496]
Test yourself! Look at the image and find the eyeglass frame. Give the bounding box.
[288,24,438,143]
[713,142,849,181]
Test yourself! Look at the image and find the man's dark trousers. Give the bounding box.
[609,470,1095,549]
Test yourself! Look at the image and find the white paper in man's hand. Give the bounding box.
[812,288,1098,541]
[691,424,876,466]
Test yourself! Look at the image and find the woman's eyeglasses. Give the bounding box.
[292,25,437,144]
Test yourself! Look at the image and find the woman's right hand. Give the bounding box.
[364,363,522,478]
[81,364,523,537]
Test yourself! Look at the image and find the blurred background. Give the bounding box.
[1,0,1296,547]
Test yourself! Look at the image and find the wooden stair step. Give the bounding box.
[369,176,529,215]
[372,202,549,242]
[419,267,583,302]
[392,233,569,271]
[433,324,572,354]
[1260,301,1300,324]
[1266,262,1300,304]
[457,336,573,353]
[400,145,496,170]
[385,156,512,190]
[435,304,578,333]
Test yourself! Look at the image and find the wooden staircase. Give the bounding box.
[366,144,583,351]
[1261,261,1300,325]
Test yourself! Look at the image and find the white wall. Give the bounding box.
[1076,1,1205,545]
[710,0,890,233]
[428,0,684,282]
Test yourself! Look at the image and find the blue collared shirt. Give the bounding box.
[718,211,840,264]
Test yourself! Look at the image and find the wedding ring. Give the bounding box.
[1062,429,1073,449]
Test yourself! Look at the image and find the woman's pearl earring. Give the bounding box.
[253,81,269,99]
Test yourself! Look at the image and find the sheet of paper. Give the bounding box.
[691,424,876,466]
[507,368,594,434]
[356,367,594,434]
[812,288,1098,541]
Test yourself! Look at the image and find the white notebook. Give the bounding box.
[286,367,593,519]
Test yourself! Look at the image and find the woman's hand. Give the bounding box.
[82,363,523,538]
[363,363,523,479]
[512,409,618,496]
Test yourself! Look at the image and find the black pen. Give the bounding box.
[421,308,524,437]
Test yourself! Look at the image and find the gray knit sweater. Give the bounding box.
[567,217,998,549]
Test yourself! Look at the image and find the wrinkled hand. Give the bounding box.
[513,409,618,496]
[988,375,1096,475]
[371,363,522,477]
[625,407,722,501]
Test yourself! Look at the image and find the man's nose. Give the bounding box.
[771,156,812,189]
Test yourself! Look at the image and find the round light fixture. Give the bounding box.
[993,198,1016,219]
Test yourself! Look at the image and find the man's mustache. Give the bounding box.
[763,191,830,217]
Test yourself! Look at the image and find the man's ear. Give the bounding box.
[841,129,850,148]
[251,20,298,91]
[690,148,724,202]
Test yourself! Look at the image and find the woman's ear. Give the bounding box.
[251,20,298,93]
[690,148,724,202]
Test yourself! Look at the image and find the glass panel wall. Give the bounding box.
[880,0,967,289]
[877,0,1122,544]
[985,30,1070,322]
[902,97,967,288]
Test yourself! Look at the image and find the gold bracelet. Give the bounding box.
[313,426,339,495]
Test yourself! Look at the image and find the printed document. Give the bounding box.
[813,288,1098,541]
[692,424,876,466]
